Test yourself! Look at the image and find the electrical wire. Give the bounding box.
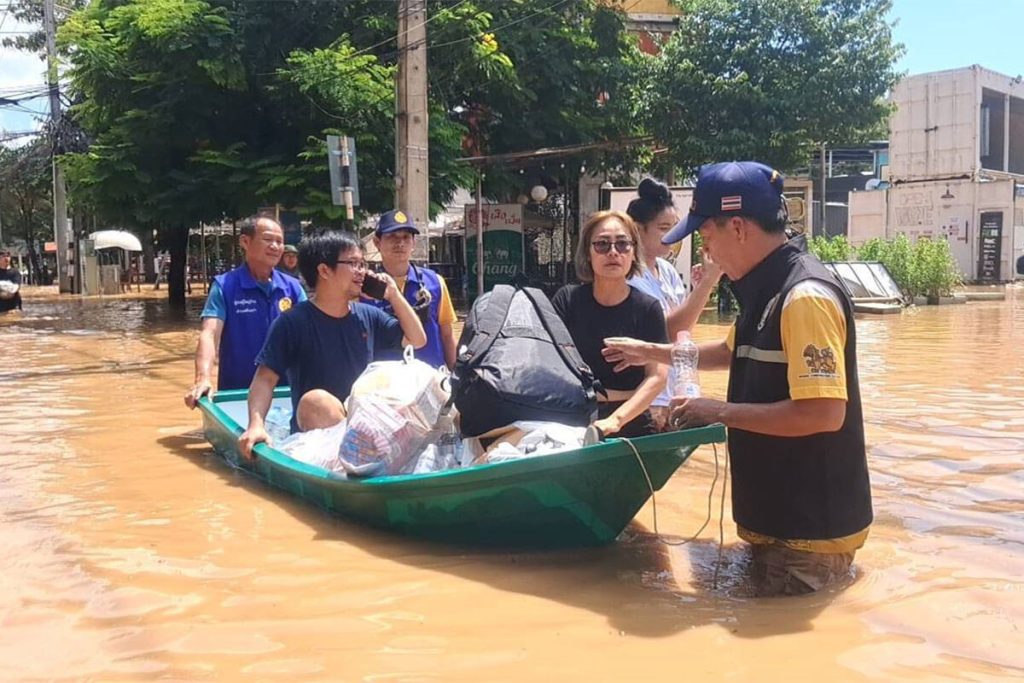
[621,437,731,589]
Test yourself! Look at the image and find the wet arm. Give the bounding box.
[597,362,668,435]
[719,398,846,436]
[385,282,427,349]
[440,323,457,370]
[239,366,279,458]
[666,271,719,337]
[194,317,223,385]
[699,341,731,370]
[185,317,223,408]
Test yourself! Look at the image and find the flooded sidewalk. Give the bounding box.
[1,286,1023,681]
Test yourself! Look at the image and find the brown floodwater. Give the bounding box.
[2,284,1023,682]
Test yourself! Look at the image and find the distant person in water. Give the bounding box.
[0,248,23,313]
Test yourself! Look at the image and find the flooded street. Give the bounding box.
[2,286,1023,682]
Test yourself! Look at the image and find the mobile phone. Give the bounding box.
[361,272,388,299]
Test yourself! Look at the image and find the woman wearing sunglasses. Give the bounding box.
[551,210,668,438]
[625,178,722,430]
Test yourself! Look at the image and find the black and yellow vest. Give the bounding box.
[727,235,873,542]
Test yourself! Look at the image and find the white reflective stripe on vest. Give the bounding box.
[735,345,788,364]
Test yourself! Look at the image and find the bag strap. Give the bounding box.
[517,286,596,388]
[459,284,517,368]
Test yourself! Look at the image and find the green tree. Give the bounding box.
[429,0,646,198]
[58,0,644,310]
[0,141,53,279]
[645,0,903,172]
[0,0,86,52]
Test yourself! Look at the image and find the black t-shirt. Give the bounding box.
[551,284,668,392]
[0,267,22,312]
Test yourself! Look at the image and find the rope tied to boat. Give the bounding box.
[620,438,729,589]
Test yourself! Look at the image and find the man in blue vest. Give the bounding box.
[604,162,872,597]
[366,209,457,369]
[184,217,306,409]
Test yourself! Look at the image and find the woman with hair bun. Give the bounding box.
[624,177,722,430]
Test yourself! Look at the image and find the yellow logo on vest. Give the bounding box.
[801,344,838,378]
[278,297,293,313]
[394,211,408,224]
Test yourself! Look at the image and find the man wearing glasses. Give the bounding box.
[239,231,426,457]
[184,217,306,408]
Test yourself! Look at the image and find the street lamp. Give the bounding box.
[530,185,548,203]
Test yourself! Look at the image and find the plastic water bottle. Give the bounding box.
[265,405,293,444]
[671,331,701,399]
[436,419,462,470]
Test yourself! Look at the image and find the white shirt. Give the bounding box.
[629,257,689,407]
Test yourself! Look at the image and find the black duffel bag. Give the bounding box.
[451,284,600,437]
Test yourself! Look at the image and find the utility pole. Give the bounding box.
[395,0,429,259]
[43,0,72,293]
[818,142,827,238]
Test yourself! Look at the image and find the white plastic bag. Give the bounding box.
[278,419,348,475]
[339,349,451,476]
[347,349,448,430]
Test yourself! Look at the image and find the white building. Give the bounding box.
[849,65,1024,281]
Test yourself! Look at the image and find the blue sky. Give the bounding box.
[891,0,1024,78]
[2,1,1024,143]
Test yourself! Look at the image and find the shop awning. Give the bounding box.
[89,230,143,252]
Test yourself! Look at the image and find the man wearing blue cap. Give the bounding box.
[366,209,457,369]
[604,161,872,596]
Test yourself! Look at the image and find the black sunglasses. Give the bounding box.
[591,239,634,255]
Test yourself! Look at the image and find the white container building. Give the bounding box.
[849,65,1024,281]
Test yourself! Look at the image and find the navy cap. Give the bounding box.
[375,209,420,236]
[662,161,786,244]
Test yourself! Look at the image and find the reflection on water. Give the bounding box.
[2,287,1023,681]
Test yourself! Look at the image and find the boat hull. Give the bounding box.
[199,388,726,547]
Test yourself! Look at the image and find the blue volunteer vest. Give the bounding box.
[367,264,446,368]
[215,265,304,390]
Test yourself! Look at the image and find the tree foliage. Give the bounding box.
[50,0,903,311]
[645,0,903,172]
[0,141,53,278]
[0,0,86,53]
[56,0,647,308]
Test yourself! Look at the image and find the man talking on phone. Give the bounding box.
[238,231,426,458]
[364,209,458,369]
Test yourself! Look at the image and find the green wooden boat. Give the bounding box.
[198,387,726,548]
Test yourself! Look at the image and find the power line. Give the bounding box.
[429,0,573,49]
[342,0,471,62]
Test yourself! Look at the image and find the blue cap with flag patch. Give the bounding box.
[375,209,419,236]
[662,161,786,244]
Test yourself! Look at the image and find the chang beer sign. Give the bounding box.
[464,204,525,298]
